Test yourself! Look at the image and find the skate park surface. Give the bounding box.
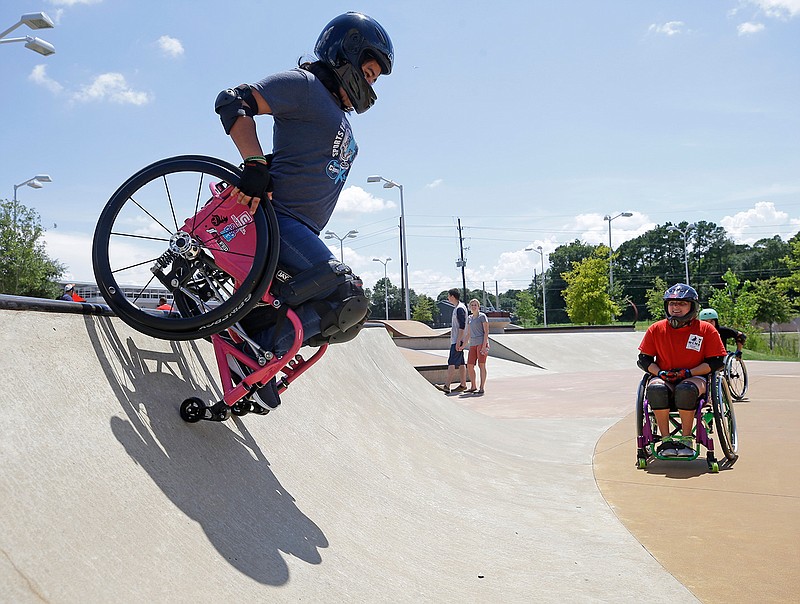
[1,308,798,603]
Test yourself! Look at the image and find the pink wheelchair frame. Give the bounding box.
[178,183,328,423]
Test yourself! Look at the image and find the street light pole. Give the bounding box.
[525,246,547,327]
[667,224,695,285]
[11,174,53,292]
[372,257,392,320]
[1,12,56,56]
[603,211,632,289]
[368,175,410,320]
[324,229,358,263]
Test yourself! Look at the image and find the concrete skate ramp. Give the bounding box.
[0,309,695,602]
[491,331,644,372]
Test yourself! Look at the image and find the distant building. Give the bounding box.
[57,281,172,309]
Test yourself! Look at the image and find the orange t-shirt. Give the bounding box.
[639,319,727,370]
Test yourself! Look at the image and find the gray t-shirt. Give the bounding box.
[468,313,488,346]
[450,303,467,345]
[252,68,357,233]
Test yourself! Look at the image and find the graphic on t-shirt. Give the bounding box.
[686,334,703,352]
[327,118,358,184]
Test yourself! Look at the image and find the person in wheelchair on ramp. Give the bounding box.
[212,12,393,409]
[699,308,747,357]
[637,284,728,458]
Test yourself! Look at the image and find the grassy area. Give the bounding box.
[741,349,800,362]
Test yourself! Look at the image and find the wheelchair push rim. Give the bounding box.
[92,155,279,341]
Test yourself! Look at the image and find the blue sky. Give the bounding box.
[2,0,799,298]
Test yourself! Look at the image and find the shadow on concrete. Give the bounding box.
[84,315,328,585]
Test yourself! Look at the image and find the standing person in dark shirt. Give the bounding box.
[435,289,469,394]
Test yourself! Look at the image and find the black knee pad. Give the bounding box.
[646,381,671,410]
[270,260,352,307]
[674,380,700,410]
[317,273,369,338]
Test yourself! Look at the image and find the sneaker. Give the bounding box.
[675,438,695,457]
[227,355,281,411]
[434,384,451,394]
[656,440,678,457]
[452,385,468,392]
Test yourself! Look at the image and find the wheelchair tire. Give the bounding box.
[92,155,279,341]
[710,372,739,462]
[724,353,748,400]
[635,373,657,464]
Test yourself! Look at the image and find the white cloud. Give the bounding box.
[748,0,800,19]
[334,186,396,213]
[426,179,443,189]
[158,35,184,58]
[29,64,64,94]
[648,21,685,36]
[738,21,766,34]
[72,73,151,105]
[720,201,800,244]
[48,0,103,5]
[42,230,94,282]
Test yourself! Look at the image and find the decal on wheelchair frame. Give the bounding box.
[686,334,703,352]
[205,211,253,251]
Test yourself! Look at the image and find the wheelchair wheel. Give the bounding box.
[92,156,280,340]
[724,353,748,400]
[635,373,656,466]
[710,372,739,462]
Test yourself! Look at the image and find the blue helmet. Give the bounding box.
[315,12,394,114]
[663,283,699,328]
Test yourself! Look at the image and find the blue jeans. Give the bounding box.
[251,213,337,356]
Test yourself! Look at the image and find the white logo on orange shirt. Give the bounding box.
[686,334,703,352]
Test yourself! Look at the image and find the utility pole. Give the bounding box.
[457,218,467,303]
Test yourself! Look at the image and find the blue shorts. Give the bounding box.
[447,344,464,367]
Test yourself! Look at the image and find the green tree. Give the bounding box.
[370,277,399,319]
[0,199,65,297]
[412,294,435,323]
[752,279,793,350]
[515,290,539,327]
[547,239,599,323]
[645,276,669,322]
[561,247,620,324]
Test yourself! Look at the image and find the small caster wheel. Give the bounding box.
[207,400,232,422]
[636,458,647,469]
[180,397,206,423]
[231,399,250,416]
[709,461,720,473]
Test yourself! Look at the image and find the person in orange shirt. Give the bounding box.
[59,284,85,302]
[637,284,727,458]
[156,296,173,311]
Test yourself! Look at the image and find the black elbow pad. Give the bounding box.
[637,353,654,372]
[215,84,257,135]
[707,356,725,372]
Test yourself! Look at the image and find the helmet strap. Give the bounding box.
[303,61,347,109]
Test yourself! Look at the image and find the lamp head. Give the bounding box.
[35,174,52,183]
[27,180,43,189]
[24,36,55,56]
[621,212,633,217]
[367,175,382,183]
[20,12,55,30]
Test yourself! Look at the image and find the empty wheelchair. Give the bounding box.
[635,370,738,473]
[92,155,330,422]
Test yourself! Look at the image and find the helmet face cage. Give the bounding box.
[662,283,699,328]
[315,12,394,114]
